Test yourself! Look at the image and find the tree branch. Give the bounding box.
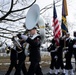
[0,35,12,39]
[0,27,18,33]
[0,0,13,21]
[4,16,26,22]
[11,0,36,12]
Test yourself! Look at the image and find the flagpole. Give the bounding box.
[62,0,68,48]
[53,0,55,5]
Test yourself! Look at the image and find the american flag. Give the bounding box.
[53,2,61,46]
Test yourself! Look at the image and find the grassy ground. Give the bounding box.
[0,56,51,71]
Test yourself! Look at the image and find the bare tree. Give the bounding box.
[0,0,36,21]
[0,0,61,47]
[0,0,36,38]
[0,0,37,46]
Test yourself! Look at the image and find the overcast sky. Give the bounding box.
[35,0,76,38]
[0,0,76,44]
[35,0,76,22]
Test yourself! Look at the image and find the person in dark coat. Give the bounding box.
[17,27,43,75]
[5,43,17,75]
[14,37,27,75]
[55,36,65,75]
[72,32,76,58]
[72,32,76,72]
[47,38,58,75]
[63,33,74,75]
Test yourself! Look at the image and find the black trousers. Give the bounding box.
[56,50,64,69]
[14,60,27,75]
[73,49,76,61]
[65,51,73,69]
[56,55,64,69]
[5,60,17,75]
[14,58,27,75]
[50,52,57,69]
[14,52,27,75]
[27,61,43,75]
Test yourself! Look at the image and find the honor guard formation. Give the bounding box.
[3,3,76,75]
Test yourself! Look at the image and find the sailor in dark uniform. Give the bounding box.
[12,37,27,75]
[63,33,74,75]
[55,36,65,75]
[5,43,17,75]
[72,32,76,72]
[47,38,58,75]
[17,27,43,75]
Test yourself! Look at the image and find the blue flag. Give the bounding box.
[61,0,68,36]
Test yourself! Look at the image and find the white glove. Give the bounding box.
[73,44,76,48]
[62,35,66,39]
[21,35,28,41]
[54,56,58,59]
[64,50,67,54]
[25,49,29,56]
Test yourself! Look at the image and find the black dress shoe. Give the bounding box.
[60,73,65,75]
[47,72,53,75]
[57,72,61,75]
[52,73,57,75]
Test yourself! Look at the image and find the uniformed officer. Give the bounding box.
[5,43,17,75]
[56,36,65,75]
[17,27,43,75]
[47,38,58,75]
[63,33,74,75]
[72,31,76,72]
[14,36,27,75]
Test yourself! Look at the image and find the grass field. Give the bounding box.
[0,56,51,71]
